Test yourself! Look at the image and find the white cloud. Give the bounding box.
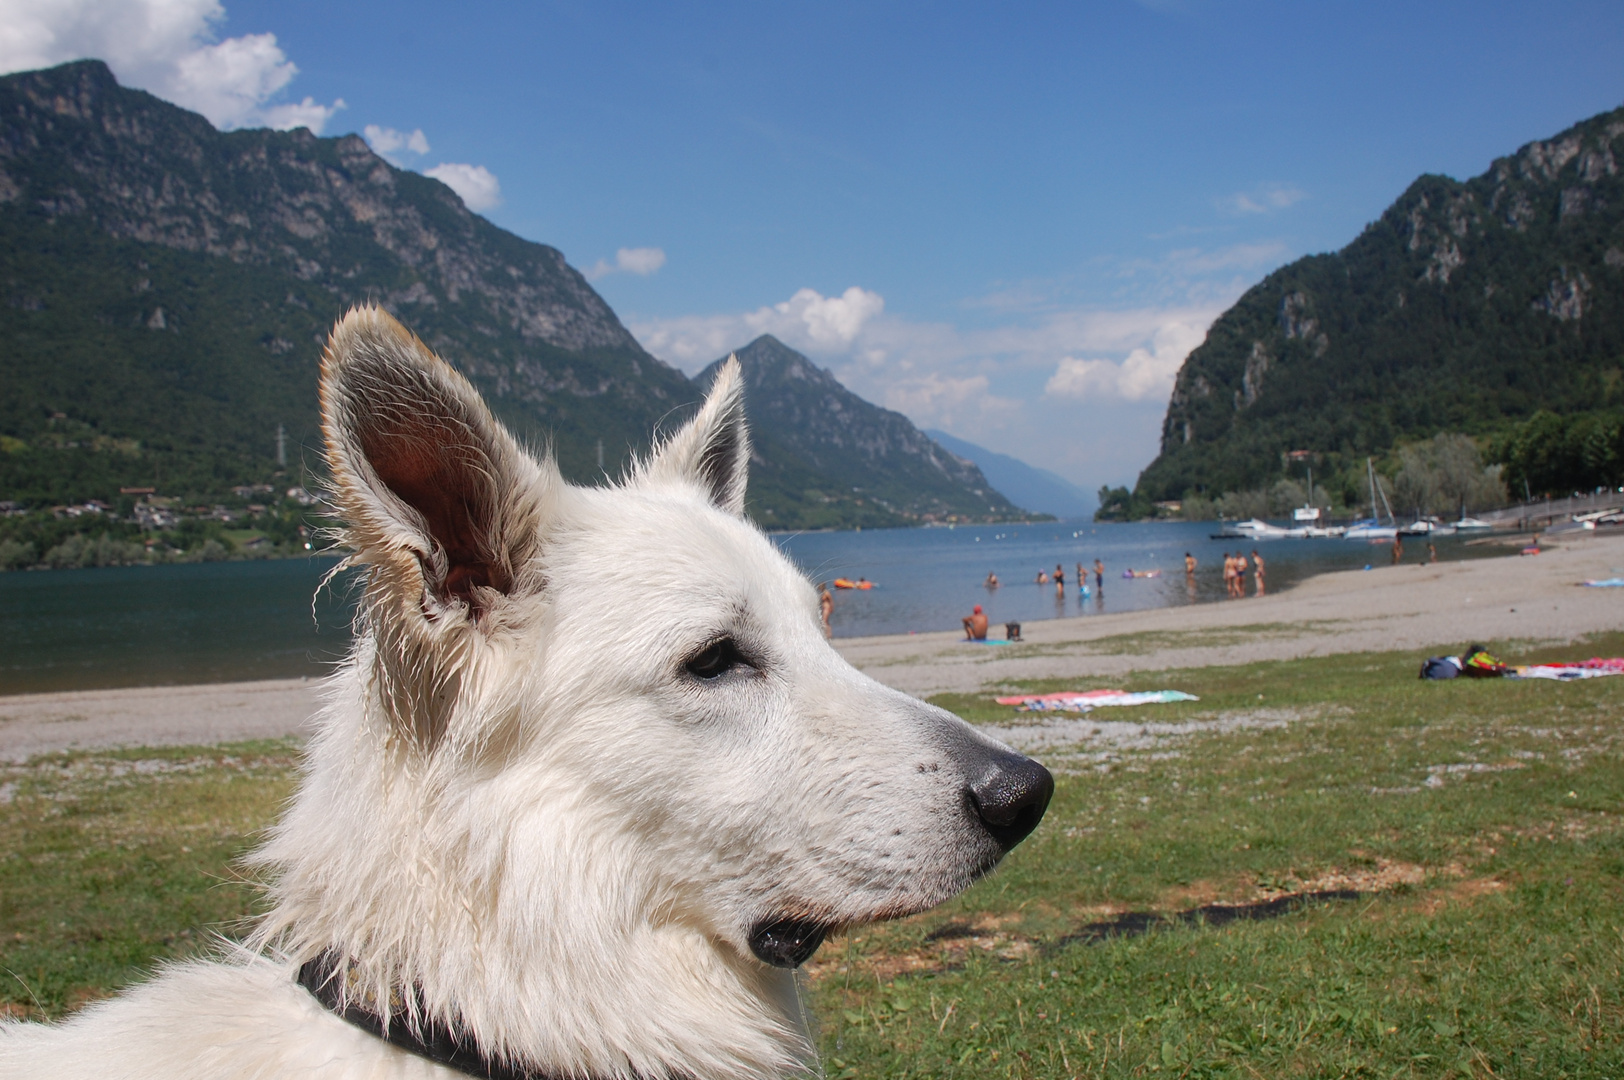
[425,162,502,211]
[876,372,1022,431]
[586,246,668,279]
[363,124,430,159]
[0,0,344,132]
[630,285,884,369]
[1044,319,1208,403]
[1219,184,1306,215]
[629,284,1230,489]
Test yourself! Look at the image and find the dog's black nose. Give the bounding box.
[967,751,1054,852]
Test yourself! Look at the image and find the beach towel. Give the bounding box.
[1508,657,1624,681]
[1581,578,1624,587]
[993,689,1199,713]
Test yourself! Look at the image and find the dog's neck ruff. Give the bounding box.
[298,952,663,1080]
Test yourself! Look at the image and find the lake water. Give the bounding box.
[0,522,1496,694]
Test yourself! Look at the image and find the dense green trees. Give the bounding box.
[1492,410,1624,497]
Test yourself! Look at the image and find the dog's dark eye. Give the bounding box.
[685,637,748,681]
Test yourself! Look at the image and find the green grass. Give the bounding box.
[0,741,296,1016]
[1,641,1621,1077]
[814,634,1624,1078]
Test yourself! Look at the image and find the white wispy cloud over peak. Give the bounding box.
[630,285,884,368]
[0,0,344,132]
[425,162,502,211]
[1219,184,1307,215]
[1044,319,1209,403]
[363,124,429,159]
[586,246,668,279]
[629,283,1232,487]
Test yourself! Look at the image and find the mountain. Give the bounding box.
[0,59,694,503]
[0,60,1022,533]
[923,430,1094,518]
[696,336,1029,527]
[1134,103,1624,507]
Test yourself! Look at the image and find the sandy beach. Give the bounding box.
[2,532,1619,758]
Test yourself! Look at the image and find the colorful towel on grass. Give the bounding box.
[1508,658,1624,681]
[1581,578,1624,587]
[994,689,1199,712]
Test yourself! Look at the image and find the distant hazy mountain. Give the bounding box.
[925,430,1095,518]
[697,336,1032,528]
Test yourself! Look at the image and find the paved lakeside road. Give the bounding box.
[2,532,1620,759]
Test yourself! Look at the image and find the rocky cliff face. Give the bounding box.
[1138,104,1624,502]
[0,60,639,354]
[699,336,1024,525]
[0,60,700,496]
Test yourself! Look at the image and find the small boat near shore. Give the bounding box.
[1210,518,1294,540]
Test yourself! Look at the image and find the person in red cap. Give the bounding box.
[962,603,989,640]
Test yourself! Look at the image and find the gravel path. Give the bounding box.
[1,533,1618,758]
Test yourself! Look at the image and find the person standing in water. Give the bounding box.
[1392,536,1404,564]
[819,584,834,638]
[1035,568,1049,584]
[1094,558,1104,592]
[1251,549,1266,596]
[984,570,1000,588]
[1054,563,1065,598]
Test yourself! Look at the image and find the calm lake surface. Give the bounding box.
[0,521,1496,694]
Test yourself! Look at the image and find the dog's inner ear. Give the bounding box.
[645,354,751,515]
[324,310,538,617]
[360,409,510,604]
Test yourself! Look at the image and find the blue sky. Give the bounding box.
[6,1,1623,495]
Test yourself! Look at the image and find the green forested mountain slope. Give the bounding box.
[0,60,1022,531]
[0,61,696,501]
[697,336,1027,526]
[1135,104,1624,504]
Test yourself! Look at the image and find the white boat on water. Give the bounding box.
[1343,518,1398,540]
[1213,518,1294,540]
[1453,516,1494,530]
[1346,458,1399,540]
[1289,503,1345,537]
[1400,517,1455,537]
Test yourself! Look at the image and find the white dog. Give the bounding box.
[1,307,1052,1080]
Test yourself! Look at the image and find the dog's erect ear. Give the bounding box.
[642,355,750,515]
[320,307,544,616]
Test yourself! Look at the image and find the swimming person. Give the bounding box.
[1035,568,1049,584]
[962,604,989,640]
[984,570,1000,588]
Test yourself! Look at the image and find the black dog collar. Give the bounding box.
[297,952,546,1080]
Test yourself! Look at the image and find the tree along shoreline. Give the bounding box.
[1100,419,1624,522]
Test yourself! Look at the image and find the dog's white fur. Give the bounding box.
[1,308,1043,1080]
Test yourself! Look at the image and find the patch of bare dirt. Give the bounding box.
[809,859,1474,981]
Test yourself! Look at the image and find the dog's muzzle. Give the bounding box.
[748,917,830,968]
